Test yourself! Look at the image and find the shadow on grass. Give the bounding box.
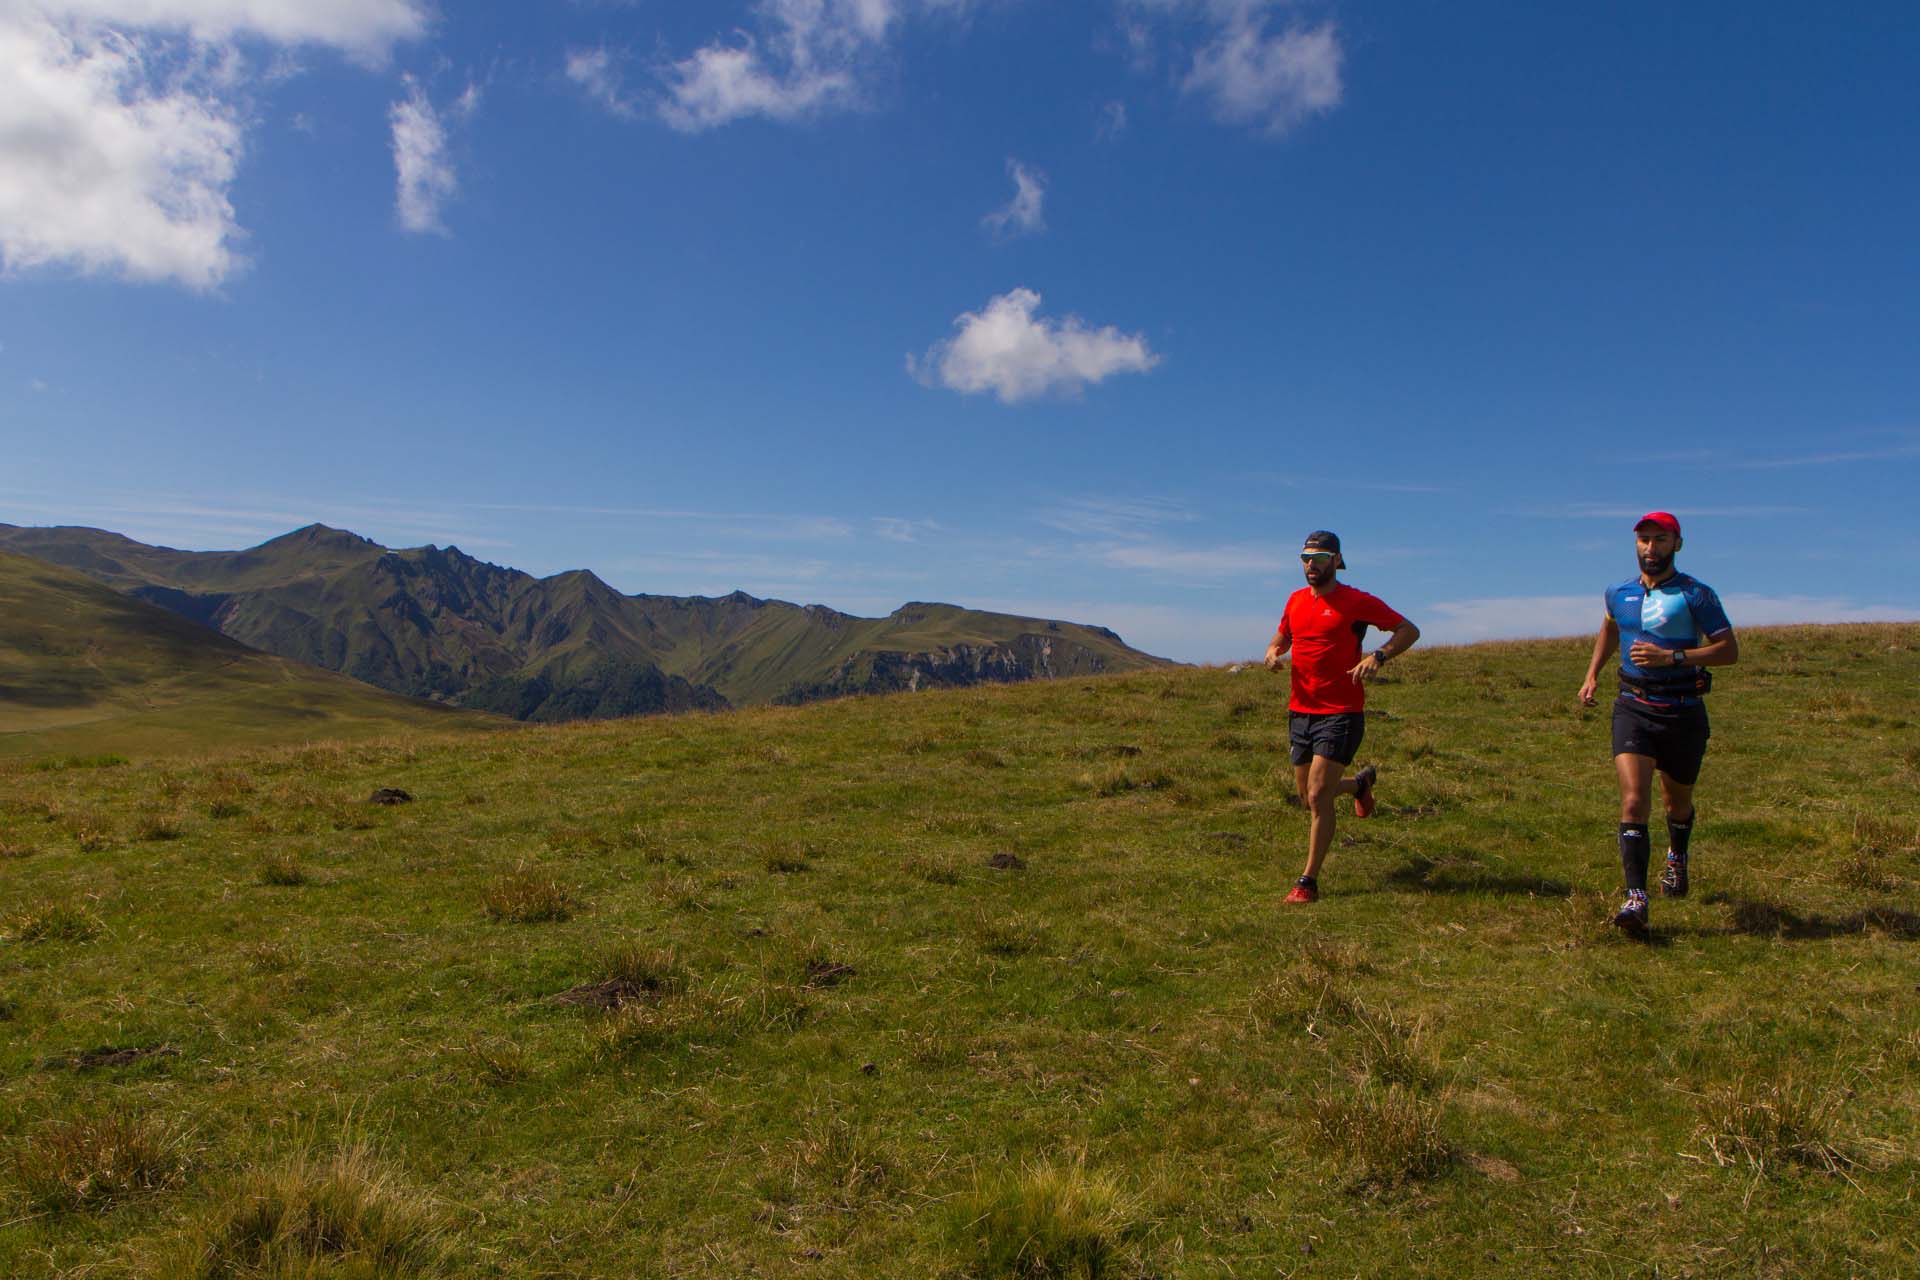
[1382,854,1573,899]
[1706,894,1920,941]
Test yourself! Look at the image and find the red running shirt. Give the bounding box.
[1271,584,1407,714]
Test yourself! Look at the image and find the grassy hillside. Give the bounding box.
[0,552,503,760]
[2,623,1916,1277]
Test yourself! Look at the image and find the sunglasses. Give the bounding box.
[1299,552,1336,565]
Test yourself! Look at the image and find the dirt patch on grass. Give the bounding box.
[367,787,414,805]
[1203,831,1249,853]
[554,979,660,1011]
[42,1044,180,1071]
[804,959,857,988]
[987,851,1027,871]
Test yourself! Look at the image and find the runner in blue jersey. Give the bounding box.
[1578,512,1739,938]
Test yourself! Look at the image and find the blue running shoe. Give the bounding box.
[1613,889,1650,939]
[1660,849,1689,898]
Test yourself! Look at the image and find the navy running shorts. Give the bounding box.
[1289,711,1365,767]
[1611,696,1710,785]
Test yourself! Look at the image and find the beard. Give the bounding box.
[1638,551,1673,576]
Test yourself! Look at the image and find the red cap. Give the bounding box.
[1634,511,1681,536]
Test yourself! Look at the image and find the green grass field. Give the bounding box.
[3,624,1917,1277]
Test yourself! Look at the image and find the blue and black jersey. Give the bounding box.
[1605,572,1733,706]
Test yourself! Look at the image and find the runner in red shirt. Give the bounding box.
[1263,530,1421,903]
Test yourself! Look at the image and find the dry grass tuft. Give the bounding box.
[977,913,1049,957]
[462,1036,530,1086]
[6,901,106,944]
[948,1156,1143,1279]
[1308,1081,1455,1190]
[12,1108,193,1212]
[255,851,311,887]
[1698,1076,1854,1175]
[1348,1001,1440,1092]
[1833,847,1898,893]
[158,1144,448,1278]
[593,981,808,1058]
[134,811,186,842]
[483,864,574,923]
[1249,967,1354,1034]
[904,852,962,885]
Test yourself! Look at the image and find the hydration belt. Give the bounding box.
[1619,666,1711,700]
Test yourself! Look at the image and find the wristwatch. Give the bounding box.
[1671,648,1687,666]
[1371,648,1389,665]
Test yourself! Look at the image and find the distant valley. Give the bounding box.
[0,523,1171,722]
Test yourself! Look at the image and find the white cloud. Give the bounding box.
[909,287,1160,403]
[0,1,425,289]
[44,1,425,57]
[389,78,470,234]
[658,0,901,131]
[1182,14,1341,135]
[981,158,1045,239]
[564,46,637,119]
[1097,98,1127,141]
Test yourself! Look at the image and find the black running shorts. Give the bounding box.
[1611,696,1710,785]
[1289,711,1365,767]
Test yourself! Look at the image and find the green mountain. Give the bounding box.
[0,523,1171,720]
[0,550,499,757]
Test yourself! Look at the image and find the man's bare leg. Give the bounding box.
[1296,757,1359,882]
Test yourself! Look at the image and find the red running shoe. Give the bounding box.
[1352,765,1378,819]
[1283,878,1319,904]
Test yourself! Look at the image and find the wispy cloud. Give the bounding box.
[564,46,637,119]
[873,516,936,543]
[656,0,899,132]
[1036,496,1194,540]
[1724,443,1920,470]
[1421,591,1920,645]
[982,158,1045,239]
[390,78,478,235]
[1540,503,1814,520]
[1099,542,1293,576]
[1097,98,1127,142]
[1182,12,1342,136]
[909,287,1159,403]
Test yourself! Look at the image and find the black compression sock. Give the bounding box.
[1667,809,1695,861]
[1619,823,1651,894]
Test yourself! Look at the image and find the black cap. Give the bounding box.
[1302,530,1341,553]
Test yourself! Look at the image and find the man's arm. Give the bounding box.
[1348,619,1420,684]
[1579,615,1619,706]
[1263,623,1292,672]
[1629,629,1737,670]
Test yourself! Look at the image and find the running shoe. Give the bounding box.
[1612,890,1650,939]
[1352,765,1378,819]
[1660,850,1689,898]
[1284,878,1319,905]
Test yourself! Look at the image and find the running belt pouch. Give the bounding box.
[1619,668,1712,699]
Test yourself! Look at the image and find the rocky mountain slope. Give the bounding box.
[0,523,1170,720]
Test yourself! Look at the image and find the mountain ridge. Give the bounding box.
[0,522,1172,721]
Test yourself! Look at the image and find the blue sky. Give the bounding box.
[2,1,1917,662]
